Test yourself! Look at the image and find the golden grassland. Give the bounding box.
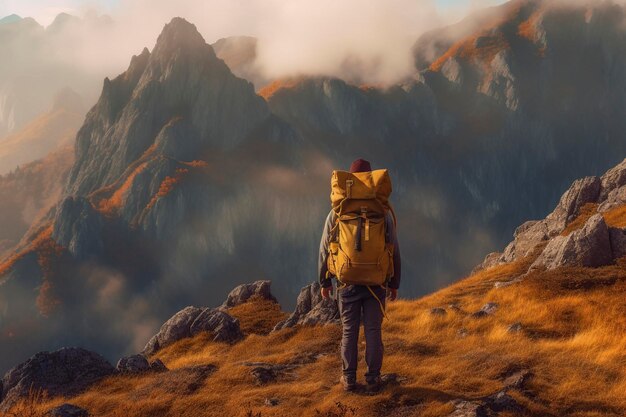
[7,252,626,417]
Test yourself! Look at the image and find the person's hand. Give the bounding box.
[321,286,333,299]
[387,288,398,301]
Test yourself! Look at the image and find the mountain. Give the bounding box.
[0,88,85,175]
[0,13,105,140]
[3,158,626,416]
[0,146,74,257]
[4,0,626,376]
[0,17,316,373]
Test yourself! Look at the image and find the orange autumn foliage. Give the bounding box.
[258,79,303,100]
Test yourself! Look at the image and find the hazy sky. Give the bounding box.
[0,0,506,26]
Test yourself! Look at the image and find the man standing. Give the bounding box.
[318,158,401,393]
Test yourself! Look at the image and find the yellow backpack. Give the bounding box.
[327,169,395,286]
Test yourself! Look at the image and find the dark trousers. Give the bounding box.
[338,285,386,383]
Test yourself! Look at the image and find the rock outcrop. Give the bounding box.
[478,158,626,272]
[116,354,150,374]
[221,280,278,309]
[0,348,115,410]
[273,282,339,331]
[531,214,613,270]
[143,306,243,356]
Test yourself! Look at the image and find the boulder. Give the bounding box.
[273,282,339,331]
[545,176,601,229]
[116,354,150,374]
[496,177,602,265]
[609,227,626,259]
[507,323,523,333]
[143,307,243,356]
[0,348,115,410]
[600,158,626,200]
[149,359,169,372]
[598,184,626,212]
[472,303,498,318]
[530,214,612,270]
[46,403,89,417]
[189,308,243,343]
[221,280,277,309]
[500,219,550,263]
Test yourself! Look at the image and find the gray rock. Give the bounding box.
[0,347,115,410]
[500,219,550,263]
[474,251,503,272]
[221,280,277,309]
[430,307,447,316]
[531,214,612,270]
[494,278,521,288]
[265,398,279,406]
[46,403,89,417]
[273,282,339,331]
[507,322,523,333]
[609,227,626,259]
[546,176,601,228]
[116,354,150,374]
[149,359,168,373]
[600,158,626,200]
[143,306,243,356]
[496,177,602,265]
[472,303,498,318]
[598,184,626,212]
[448,400,485,417]
[486,390,523,413]
[251,367,277,385]
[448,390,522,416]
[380,373,408,385]
[502,370,532,389]
[189,308,243,343]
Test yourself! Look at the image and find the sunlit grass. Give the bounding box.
[6,229,626,416]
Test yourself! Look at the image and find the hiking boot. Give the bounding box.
[340,375,356,392]
[366,376,382,393]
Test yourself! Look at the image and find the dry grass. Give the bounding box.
[228,296,289,335]
[561,203,599,235]
[257,78,304,100]
[603,205,626,228]
[8,253,626,416]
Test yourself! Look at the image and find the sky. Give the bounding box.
[0,0,506,26]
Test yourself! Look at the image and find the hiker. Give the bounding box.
[319,158,401,393]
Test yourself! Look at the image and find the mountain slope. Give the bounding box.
[0,88,84,175]
[0,17,317,374]
[5,158,626,416]
[0,145,74,257]
[6,0,626,379]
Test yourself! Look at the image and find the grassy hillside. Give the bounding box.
[5,209,626,417]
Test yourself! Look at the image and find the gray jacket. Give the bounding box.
[318,209,401,289]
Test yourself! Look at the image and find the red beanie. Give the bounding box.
[349,159,372,173]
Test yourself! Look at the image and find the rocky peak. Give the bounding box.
[66,17,269,196]
[150,17,214,64]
